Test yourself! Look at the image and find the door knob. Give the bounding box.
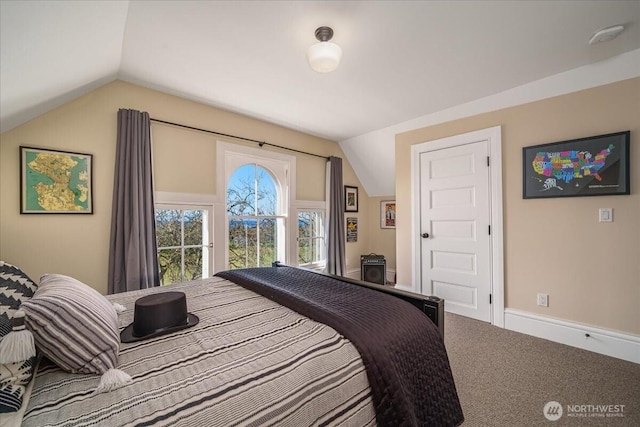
[421,232,430,238]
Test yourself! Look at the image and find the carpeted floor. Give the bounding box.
[444,313,640,426]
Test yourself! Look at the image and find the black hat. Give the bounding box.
[120,291,199,343]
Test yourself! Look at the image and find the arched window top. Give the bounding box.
[227,164,278,216]
[218,143,295,271]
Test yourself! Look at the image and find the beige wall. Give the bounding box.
[396,78,639,335]
[342,182,371,275]
[367,196,397,275]
[0,80,376,294]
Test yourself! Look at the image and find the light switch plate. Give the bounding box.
[599,208,613,222]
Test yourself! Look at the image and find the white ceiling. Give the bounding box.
[2,1,639,194]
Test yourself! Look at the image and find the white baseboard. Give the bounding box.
[386,268,395,284]
[345,269,360,280]
[504,309,640,364]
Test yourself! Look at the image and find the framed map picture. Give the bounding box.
[20,146,93,214]
[522,131,630,199]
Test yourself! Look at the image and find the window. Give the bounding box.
[155,205,212,285]
[217,141,296,272]
[227,164,285,269]
[297,210,325,267]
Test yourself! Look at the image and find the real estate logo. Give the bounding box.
[543,401,626,421]
[566,404,625,419]
[544,401,563,421]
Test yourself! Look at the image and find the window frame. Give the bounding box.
[154,192,214,284]
[226,164,286,269]
[216,142,296,271]
[295,202,327,270]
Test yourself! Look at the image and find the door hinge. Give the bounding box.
[488,225,491,235]
[489,294,492,304]
[487,156,490,167]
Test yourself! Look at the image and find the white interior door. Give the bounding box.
[419,140,491,322]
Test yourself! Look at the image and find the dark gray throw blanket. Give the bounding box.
[216,267,464,427]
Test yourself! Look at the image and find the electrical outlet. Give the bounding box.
[537,293,549,307]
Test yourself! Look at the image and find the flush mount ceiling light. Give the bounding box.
[589,25,625,45]
[307,26,342,73]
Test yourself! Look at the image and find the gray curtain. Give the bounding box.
[108,109,159,294]
[325,156,346,276]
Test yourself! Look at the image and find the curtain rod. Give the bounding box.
[150,118,329,160]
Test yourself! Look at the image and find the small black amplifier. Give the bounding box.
[361,254,385,263]
[361,254,386,285]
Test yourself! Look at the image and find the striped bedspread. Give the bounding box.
[22,277,376,426]
[218,267,464,426]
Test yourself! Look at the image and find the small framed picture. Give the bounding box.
[20,146,93,214]
[346,217,358,242]
[380,201,396,229]
[344,185,358,212]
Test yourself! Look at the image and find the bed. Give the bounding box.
[10,265,463,426]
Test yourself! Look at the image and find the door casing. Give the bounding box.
[411,126,504,326]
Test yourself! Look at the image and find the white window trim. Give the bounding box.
[216,142,297,271]
[294,200,327,270]
[155,191,216,205]
[154,192,215,281]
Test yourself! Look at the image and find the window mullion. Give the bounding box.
[181,210,185,281]
[256,218,261,267]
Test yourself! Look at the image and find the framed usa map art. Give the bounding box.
[20,146,93,213]
[522,131,630,199]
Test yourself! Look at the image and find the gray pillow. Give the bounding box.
[21,274,121,376]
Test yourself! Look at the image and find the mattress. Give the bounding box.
[20,267,463,426]
[22,277,376,426]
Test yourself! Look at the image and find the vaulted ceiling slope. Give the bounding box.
[2,1,639,195]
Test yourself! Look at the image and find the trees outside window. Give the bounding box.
[297,210,325,266]
[218,143,299,272]
[227,164,284,269]
[155,206,211,285]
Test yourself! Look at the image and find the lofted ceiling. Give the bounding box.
[2,1,639,195]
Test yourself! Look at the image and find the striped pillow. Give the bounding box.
[21,274,120,375]
[0,261,38,413]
